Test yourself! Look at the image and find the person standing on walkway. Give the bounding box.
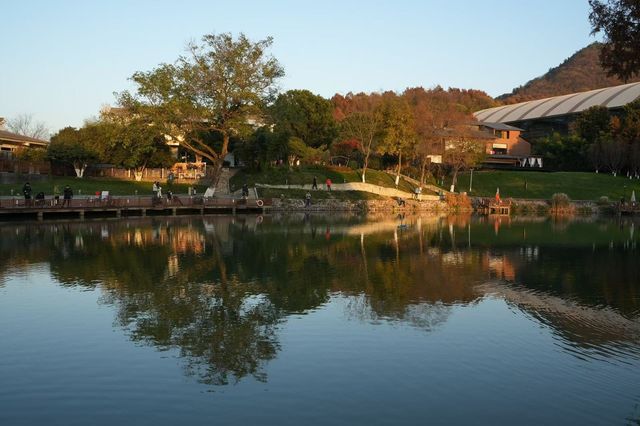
[326,178,332,191]
[23,182,32,206]
[152,181,159,198]
[305,192,312,207]
[62,185,73,207]
[312,176,318,190]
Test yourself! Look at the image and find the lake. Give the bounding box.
[0,214,639,425]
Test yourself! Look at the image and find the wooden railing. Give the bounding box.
[0,196,271,210]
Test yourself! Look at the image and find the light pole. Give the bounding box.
[469,168,474,193]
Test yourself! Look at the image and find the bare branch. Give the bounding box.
[7,113,50,140]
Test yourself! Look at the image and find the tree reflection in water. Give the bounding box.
[0,214,639,385]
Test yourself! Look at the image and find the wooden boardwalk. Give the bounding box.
[0,196,270,221]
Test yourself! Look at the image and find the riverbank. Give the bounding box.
[271,197,448,213]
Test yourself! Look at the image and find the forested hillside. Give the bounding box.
[498,43,640,104]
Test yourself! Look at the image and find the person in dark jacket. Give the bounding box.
[23,182,32,206]
[62,185,73,207]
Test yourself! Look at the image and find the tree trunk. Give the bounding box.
[395,152,402,187]
[450,167,459,193]
[419,157,427,189]
[73,162,86,178]
[134,164,147,182]
[361,150,371,183]
[209,132,230,190]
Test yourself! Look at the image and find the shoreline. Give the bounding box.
[0,194,633,223]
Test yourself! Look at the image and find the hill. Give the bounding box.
[497,43,640,104]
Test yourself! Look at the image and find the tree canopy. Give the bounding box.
[271,90,336,149]
[49,125,101,178]
[590,0,640,81]
[117,32,285,180]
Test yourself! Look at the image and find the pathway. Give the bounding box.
[255,182,439,201]
[384,171,449,195]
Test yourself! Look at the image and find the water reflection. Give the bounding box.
[1,214,639,385]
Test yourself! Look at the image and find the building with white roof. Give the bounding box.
[474,82,640,141]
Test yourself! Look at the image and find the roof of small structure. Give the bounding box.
[0,129,49,146]
[474,82,640,123]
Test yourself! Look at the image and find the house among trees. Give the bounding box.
[478,122,542,168]
[429,121,541,169]
[0,117,49,157]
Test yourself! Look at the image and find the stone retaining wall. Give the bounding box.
[470,197,601,215]
[271,198,448,213]
[271,196,604,215]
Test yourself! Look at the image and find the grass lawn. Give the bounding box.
[231,166,418,194]
[452,170,640,201]
[0,176,209,197]
[256,187,384,201]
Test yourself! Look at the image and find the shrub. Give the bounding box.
[551,193,571,208]
[550,193,574,214]
[445,193,472,211]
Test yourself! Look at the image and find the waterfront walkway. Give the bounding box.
[0,195,269,221]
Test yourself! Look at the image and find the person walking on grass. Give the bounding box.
[312,176,318,190]
[326,178,332,191]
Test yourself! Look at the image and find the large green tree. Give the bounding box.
[101,112,175,180]
[117,32,284,184]
[271,90,336,149]
[589,0,640,80]
[49,126,100,178]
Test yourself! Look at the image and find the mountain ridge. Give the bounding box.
[497,43,640,104]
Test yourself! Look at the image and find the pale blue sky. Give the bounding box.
[0,0,598,133]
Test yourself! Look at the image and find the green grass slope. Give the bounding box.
[454,171,640,201]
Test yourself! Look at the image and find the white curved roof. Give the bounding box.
[474,82,640,123]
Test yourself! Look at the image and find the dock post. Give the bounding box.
[37,211,43,221]
[142,209,146,217]
[116,209,122,218]
[172,208,177,216]
[79,210,85,220]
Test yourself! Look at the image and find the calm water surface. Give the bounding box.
[0,214,639,425]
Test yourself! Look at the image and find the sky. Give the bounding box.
[0,0,599,134]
